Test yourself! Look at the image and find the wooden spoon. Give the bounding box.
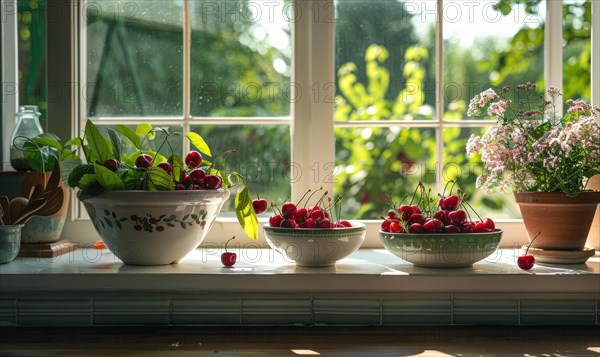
[34,188,64,217]
[9,197,29,224]
[13,198,47,225]
[0,196,10,225]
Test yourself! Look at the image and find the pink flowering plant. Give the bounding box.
[466,83,600,196]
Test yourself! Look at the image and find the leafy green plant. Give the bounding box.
[25,119,258,239]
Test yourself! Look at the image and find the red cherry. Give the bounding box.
[175,184,186,190]
[408,223,425,233]
[410,205,421,214]
[301,218,316,228]
[185,150,203,169]
[310,209,325,221]
[269,214,283,227]
[387,210,399,219]
[103,159,119,172]
[518,232,540,270]
[461,223,475,233]
[448,210,467,225]
[409,213,424,225]
[444,225,461,233]
[294,207,309,223]
[221,237,237,267]
[135,154,153,169]
[381,220,392,232]
[157,162,172,175]
[280,219,296,229]
[339,220,352,228]
[475,218,495,233]
[190,169,207,184]
[204,174,222,189]
[398,205,414,221]
[389,221,403,233]
[433,210,450,225]
[423,219,443,233]
[251,199,268,215]
[180,172,191,187]
[281,202,297,219]
[318,219,333,229]
[517,255,535,270]
[443,195,460,210]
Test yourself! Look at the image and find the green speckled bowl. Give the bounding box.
[379,229,503,268]
[264,223,366,267]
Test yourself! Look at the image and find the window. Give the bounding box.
[7,0,592,245]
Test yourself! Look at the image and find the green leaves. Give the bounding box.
[187,132,212,156]
[146,167,175,191]
[94,164,125,190]
[234,186,258,240]
[115,125,141,149]
[84,119,112,163]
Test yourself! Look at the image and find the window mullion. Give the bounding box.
[435,0,444,196]
[593,0,600,108]
[1,0,18,171]
[291,0,335,201]
[545,0,563,115]
[183,0,191,153]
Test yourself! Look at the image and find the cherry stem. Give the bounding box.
[296,188,313,207]
[409,181,423,206]
[270,202,282,215]
[449,180,458,195]
[224,236,236,252]
[207,149,237,175]
[442,180,453,197]
[462,199,483,221]
[525,232,541,256]
[316,191,329,207]
[303,186,323,208]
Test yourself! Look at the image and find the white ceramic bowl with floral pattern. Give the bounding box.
[81,189,229,265]
[264,223,366,267]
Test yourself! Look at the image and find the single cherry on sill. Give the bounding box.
[221,236,237,267]
[518,232,541,271]
[252,198,268,215]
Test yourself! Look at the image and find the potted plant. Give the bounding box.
[35,120,258,265]
[466,83,600,263]
[15,133,78,244]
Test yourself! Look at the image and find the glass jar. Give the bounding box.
[10,105,44,171]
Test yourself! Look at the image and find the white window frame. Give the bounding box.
[55,0,599,247]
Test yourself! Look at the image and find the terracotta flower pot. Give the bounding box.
[514,192,600,251]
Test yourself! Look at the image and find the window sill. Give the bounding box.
[1,248,599,326]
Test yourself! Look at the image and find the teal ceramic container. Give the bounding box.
[0,225,24,264]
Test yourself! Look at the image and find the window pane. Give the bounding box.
[18,0,47,123]
[334,0,436,121]
[443,127,520,219]
[85,0,183,117]
[563,0,591,101]
[190,0,291,117]
[190,125,291,216]
[443,0,545,120]
[335,127,436,219]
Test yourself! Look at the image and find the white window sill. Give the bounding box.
[1,249,599,326]
[1,248,599,293]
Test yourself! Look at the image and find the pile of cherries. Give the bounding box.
[380,182,495,234]
[256,189,352,229]
[103,150,223,190]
